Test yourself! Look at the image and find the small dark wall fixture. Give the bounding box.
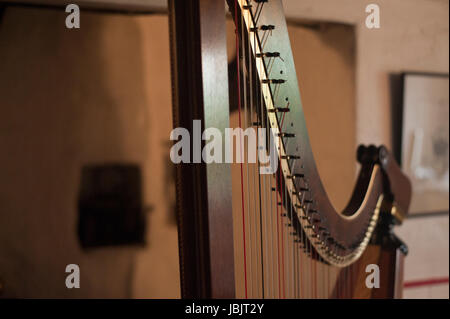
[78,164,146,248]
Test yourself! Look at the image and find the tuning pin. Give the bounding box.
[277,132,296,138]
[287,173,304,180]
[256,52,281,58]
[250,24,275,32]
[262,79,286,84]
[281,155,300,160]
[260,24,274,31]
[268,107,290,113]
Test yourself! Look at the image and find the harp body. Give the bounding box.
[169,0,411,299]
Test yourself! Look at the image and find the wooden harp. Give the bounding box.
[169,0,412,299]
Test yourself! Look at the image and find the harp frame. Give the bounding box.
[169,0,411,299]
[169,0,236,299]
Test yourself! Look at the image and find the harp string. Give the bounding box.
[260,35,275,299]
[234,0,249,299]
[347,266,350,297]
[253,11,267,299]
[280,111,288,298]
[239,6,251,298]
[292,190,296,299]
[246,5,261,299]
[235,0,363,299]
[262,44,277,299]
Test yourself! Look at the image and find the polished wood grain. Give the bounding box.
[169,0,235,298]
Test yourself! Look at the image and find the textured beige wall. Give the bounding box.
[288,22,356,212]
[0,8,179,298]
[397,215,449,298]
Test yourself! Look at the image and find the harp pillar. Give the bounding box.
[169,0,235,298]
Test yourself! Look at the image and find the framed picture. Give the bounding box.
[400,73,449,215]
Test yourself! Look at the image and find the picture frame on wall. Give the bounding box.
[398,72,449,215]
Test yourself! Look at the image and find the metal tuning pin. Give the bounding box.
[260,24,275,31]
[287,173,304,180]
[262,79,286,84]
[268,107,290,113]
[281,155,300,160]
[256,52,281,58]
[277,132,296,138]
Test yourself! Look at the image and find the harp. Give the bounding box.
[169,0,412,299]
